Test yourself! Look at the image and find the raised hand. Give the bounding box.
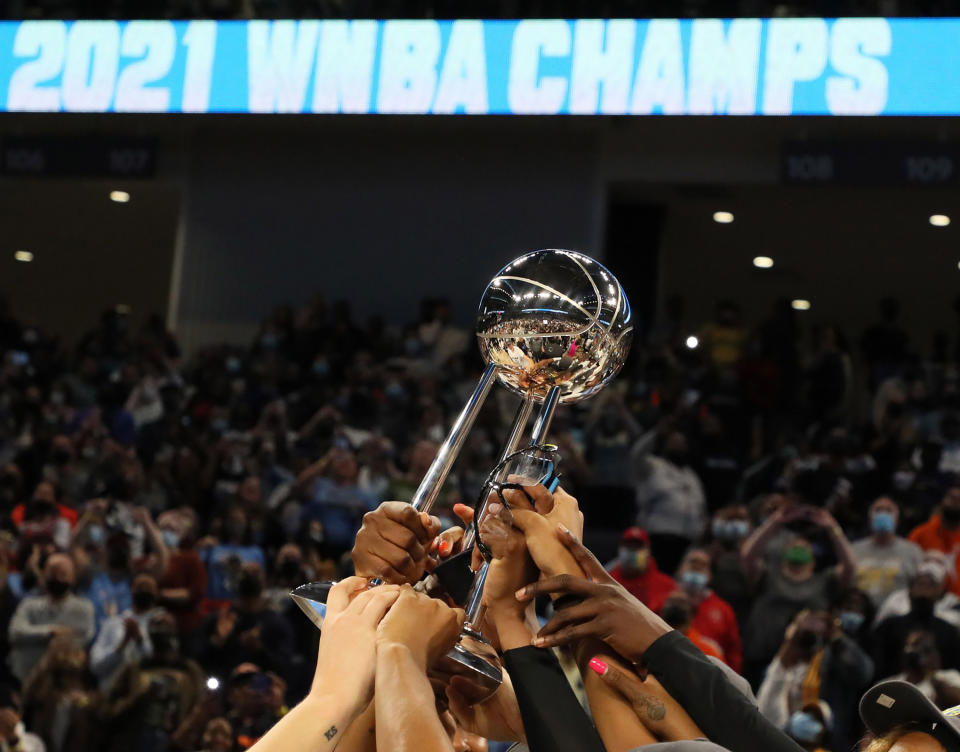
[376,587,464,670]
[499,483,585,580]
[515,525,671,662]
[312,577,401,712]
[352,502,443,584]
[479,503,538,622]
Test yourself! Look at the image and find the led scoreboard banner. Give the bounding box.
[0,18,957,115]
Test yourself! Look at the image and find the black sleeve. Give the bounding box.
[503,646,606,752]
[643,631,804,752]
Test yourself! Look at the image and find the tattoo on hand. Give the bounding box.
[324,725,338,741]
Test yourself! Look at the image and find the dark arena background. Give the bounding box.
[4,3,960,752]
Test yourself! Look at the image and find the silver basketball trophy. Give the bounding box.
[290,249,632,696]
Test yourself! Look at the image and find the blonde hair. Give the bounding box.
[862,726,911,752]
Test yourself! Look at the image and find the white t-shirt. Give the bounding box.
[852,535,923,606]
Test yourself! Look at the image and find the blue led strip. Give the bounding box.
[0,18,954,115]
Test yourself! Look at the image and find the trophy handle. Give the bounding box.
[410,362,498,513]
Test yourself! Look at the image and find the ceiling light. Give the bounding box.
[791,299,811,311]
[930,214,951,227]
[14,250,32,262]
[713,211,734,224]
[110,190,130,203]
[685,335,699,349]
[753,256,774,269]
[206,677,220,691]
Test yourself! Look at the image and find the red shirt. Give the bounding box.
[909,515,960,596]
[11,503,77,527]
[609,562,676,606]
[687,626,725,662]
[159,549,208,634]
[650,588,742,672]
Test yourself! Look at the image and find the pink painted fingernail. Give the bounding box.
[487,502,503,516]
[515,587,528,600]
[439,540,452,556]
[588,658,608,676]
[532,636,546,647]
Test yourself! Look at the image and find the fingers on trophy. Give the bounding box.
[290,249,633,698]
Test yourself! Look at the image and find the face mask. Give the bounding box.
[680,570,709,591]
[210,418,229,434]
[225,356,241,373]
[871,511,897,534]
[893,471,916,491]
[384,381,405,399]
[50,391,65,406]
[618,548,648,573]
[87,525,105,546]
[784,545,814,567]
[712,519,734,540]
[840,611,865,633]
[261,333,278,348]
[81,445,98,460]
[107,547,129,571]
[161,530,180,549]
[911,595,936,619]
[943,507,960,524]
[237,574,262,598]
[788,711,823,744]
[132,590,155,611]
[312,360,329,377]
[46,579,70,597]
[664,451,687,467]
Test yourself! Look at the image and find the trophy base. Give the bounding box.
[434,639,503,700]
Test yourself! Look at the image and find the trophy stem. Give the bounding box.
[463,560,489,629]
[411,362,498,513]
[462,391,535,551]
[530,385,561,445]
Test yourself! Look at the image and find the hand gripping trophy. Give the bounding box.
[290,248,633,696]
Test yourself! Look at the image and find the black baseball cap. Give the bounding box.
[860,680,960,751]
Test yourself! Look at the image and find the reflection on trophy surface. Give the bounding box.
[290,248,632,698]
[478,249,633,403]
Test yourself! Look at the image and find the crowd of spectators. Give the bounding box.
[1,286,960,751]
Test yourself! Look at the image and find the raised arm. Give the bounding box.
[373,588,463,752]
[478,506,605,752]
[740,505,791,583]
[250,578,400,752]
[519,526,805,752]
[810,507,856,588]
